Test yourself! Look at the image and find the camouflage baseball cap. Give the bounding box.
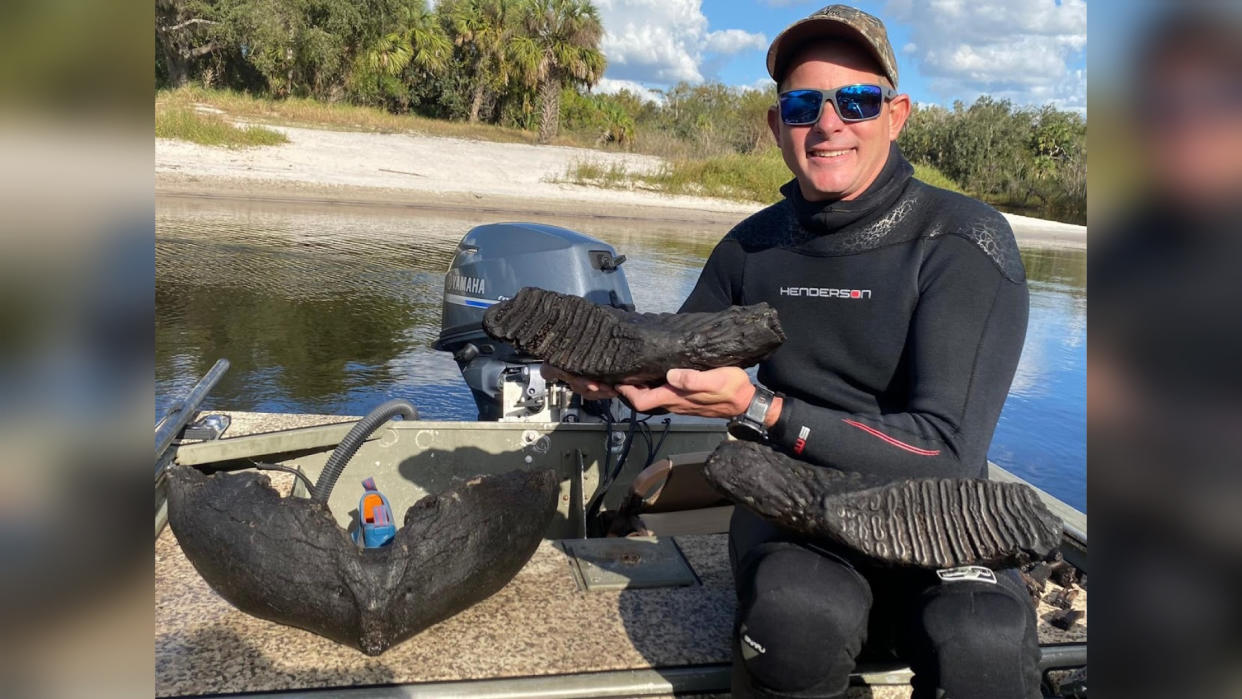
[767,4,899,88]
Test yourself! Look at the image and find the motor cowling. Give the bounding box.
[434,223,634,421]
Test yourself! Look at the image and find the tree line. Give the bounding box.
[156,0,1086,222]
[900,98,1087,224]
[157,0,605,142]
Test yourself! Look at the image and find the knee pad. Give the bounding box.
[919,582,1034,654]
[736,544,872,695]
[912,582,1040,699]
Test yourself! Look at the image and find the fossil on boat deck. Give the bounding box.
[482,287,786,385]
[166,466,557,655]
[703,441,1063,569]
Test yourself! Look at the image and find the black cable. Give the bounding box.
[634,415,671,470]
[607,410,640,492]
[636,419,653,465]
[249,459,316,495]
[586,408,639,529]
[312,398,417,503]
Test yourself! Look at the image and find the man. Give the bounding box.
[551,6,1037,698]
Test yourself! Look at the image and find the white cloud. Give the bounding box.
[596,0,766,88]
[885,0,1087,109]
[704,28,769,55]
[745,77,777,95]
[593,78,666,104]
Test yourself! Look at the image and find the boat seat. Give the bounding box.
[609,451,733,536]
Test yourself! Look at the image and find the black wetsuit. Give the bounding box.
[681,145,1040,699]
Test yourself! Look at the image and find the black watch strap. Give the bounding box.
[727,385,775,442]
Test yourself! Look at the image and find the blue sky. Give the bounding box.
[593,0,1087,113]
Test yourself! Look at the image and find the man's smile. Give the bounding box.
[807,147,855,160]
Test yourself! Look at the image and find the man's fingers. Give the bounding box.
[617,384,681,412]
[666,367,747,403]
[666,368,721,394]
[541,365,617,398]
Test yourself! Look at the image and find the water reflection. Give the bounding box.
[991,248,1087,511]
[156,198,1085,510]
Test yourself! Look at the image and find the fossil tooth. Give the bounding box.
[703,441,1063,569]
[482,287,786,385]
[167,466,558,655]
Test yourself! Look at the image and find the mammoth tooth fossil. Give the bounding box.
[166,466,558,655]
[482,287,786,385]
[703,441,1063,569]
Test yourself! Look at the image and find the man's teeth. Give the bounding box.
[810,149,851,158]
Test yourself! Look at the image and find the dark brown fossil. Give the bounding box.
[166,466,558,655]
[1022,562,1053,598]
[482,287,786,385]
[1048,608,1084,631]
[1049,559,1078,588]
[1044,587,1080,610]
[703,441,1064,569]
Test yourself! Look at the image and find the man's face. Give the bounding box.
[768,41,910,202]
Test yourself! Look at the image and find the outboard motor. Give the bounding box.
[434,223,634,421]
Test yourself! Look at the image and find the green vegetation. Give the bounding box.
[157,0,603,144]
[156,0,1085,222]
[561,95,1084,222]
[651,149,791,202]
[564,160,638,190]
[155,103,288,147]
[901,98,1086,224]
[563,148,788,204]
[912,163,965,195]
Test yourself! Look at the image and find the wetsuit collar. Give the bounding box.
[781,143,915,234]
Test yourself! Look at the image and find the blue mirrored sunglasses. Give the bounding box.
[779,84,897,125]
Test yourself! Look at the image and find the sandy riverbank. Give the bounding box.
[156,123,1086,248]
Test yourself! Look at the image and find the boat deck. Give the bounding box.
[156,504,1085,697]
[155,413,1085,697]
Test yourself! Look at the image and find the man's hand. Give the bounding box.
[616,367,760,419]
[540,365,618,400]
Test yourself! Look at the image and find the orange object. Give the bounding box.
[362,493,384,523]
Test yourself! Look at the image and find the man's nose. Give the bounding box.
[814,98,846,133]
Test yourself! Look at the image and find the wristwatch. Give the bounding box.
[727,385,776,442]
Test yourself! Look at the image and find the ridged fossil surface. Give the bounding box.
[704,441,1063,569]
[167,466,558,655]
[482,287,786,385]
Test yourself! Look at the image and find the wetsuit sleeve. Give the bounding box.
[768,235,1029,480]
[679,239,745,313]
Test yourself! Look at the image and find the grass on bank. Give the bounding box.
[564,148,967,205]
[155,104,289,147]
[157,86,568,146]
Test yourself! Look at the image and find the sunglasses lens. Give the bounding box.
[835,85,884,121]
[780,90,823,124]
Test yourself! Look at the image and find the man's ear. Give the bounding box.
[887,93,912,141]
[767,105,782,144]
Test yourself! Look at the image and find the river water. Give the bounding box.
[156,196,1086,512]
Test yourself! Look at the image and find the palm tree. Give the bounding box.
[511,0,606,143]
[401,1,452,75]
[443,0,516,123]
[356,0,450,105]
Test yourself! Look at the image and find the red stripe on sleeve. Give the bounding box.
[842,419,941,456]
